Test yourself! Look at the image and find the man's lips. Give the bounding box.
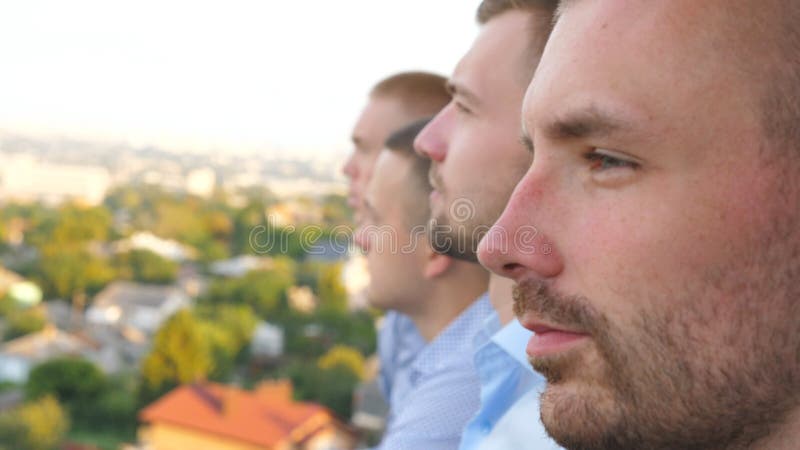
[520,319,590,358]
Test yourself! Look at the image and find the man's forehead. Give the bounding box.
[449,45,480,99]
[525,1,728,133]
[450,10,534,100]
[352,98,403,149]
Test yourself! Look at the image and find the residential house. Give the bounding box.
[209,255,273,278]
[249,321,284,360]
[0,325,120,383]
[112,232,196,263]
[86,281,191,335]
[138,380,357,450]
[177,264,207,298]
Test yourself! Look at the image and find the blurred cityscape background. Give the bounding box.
[0,1,481,449]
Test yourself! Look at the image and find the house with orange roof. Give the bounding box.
[138,380,357,450]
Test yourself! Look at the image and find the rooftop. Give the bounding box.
[139,380,338,448]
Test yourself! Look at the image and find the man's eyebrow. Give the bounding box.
[446,80,481,106]
[543,105,632,141]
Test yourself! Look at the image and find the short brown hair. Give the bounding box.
[477,0,557,24]
[385,118,433,229]
[370,72,450,118]
[476,0,558,83]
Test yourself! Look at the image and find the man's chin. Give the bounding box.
[428,216,480,262]
[530,342,625,447]
[539,380,623,450]
[365,292,388,311]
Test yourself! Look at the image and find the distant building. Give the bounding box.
[113,231,196,263]
[44,299,72,330]
[305,239,349,262]
[267,178,345,198]
[250,321,284,359]
[266,200,323,227]
[185,168,216,198]
[0,154,110,206]
[209,255,273,278]
[138,380,357,450]
[177,264,207,298]
[83,323,149,371]
[86,281,191,335]
[0,325,119,383]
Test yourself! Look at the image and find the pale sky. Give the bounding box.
[0,0,481,158]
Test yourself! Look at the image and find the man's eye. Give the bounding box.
[454,101,472,115]
[584,151,639,171]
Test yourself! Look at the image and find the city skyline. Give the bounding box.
[0,0,479,158]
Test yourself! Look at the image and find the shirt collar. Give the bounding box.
[490,318,533,369]
[411,292,492,377]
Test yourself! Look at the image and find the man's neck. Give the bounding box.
[489,274,515,325]
[407,264,489,342]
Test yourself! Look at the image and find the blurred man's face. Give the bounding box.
[478,1,800,449]
[354,151,429,313]
[342,96,411,218]
[415,11,533,261]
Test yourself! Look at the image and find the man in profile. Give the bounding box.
[415,1,560,448]
[479,0,800,449]
[355,119,490,449]
[341,72,451,416]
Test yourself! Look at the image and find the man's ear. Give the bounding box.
[423,251,453,279]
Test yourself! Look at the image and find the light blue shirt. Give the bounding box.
[476,390,563,450]
[374,294,493,450]
[459,312,561,450]
[377,311,425,407]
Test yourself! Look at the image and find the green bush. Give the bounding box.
[25,357,106,428]
[0,395,69,450]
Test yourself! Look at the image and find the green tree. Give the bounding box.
[115,249,178,284]
[0,395,69,450]
[35,246,116,302]
[317,345,366,380]
[317,262,348,313]
[140,310,212,393]
[192,304,259,380]
[205,260,295,317]
[50,205,112,244]
[3,308,46,340]
[282,358,361,420]
[25,358,106,427]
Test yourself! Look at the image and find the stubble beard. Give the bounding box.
[427,205,484,262]
[514,252,800,450]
